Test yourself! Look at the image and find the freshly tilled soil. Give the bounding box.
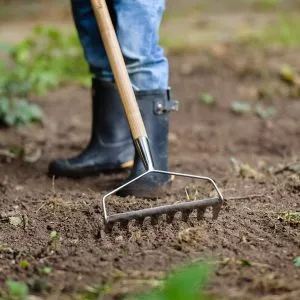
[0,48,299,299]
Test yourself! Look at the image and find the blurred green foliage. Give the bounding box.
[132,262,213,300]
[3,280,29,300]
[0,98,43,126]
[240,15,300,47]
[261,16,300,46]
[243,0,281,10]
[0,26,90,126]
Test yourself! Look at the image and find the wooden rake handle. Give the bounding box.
[91,0,147,139]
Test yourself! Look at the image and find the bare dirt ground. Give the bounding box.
[1,45,300,299]
[0,0,300,299]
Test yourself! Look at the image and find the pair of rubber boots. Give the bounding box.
[48,78,177,197]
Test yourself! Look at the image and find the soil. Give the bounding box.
[0,45,300,299]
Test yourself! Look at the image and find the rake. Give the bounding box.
[91,0,224,227]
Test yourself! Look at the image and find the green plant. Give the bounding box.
[5,280,29,300]
[0,26,90,127]
[39,266,52,275]
[131,262,212,300]
[293,257,300,268]
[9,26,90,95]
[243,15,300,47]
[278,212,300,225]
[50,230,58,240]
[19,260,30,269]
[0,98,43,126]
[199,93,216,106]
[230,101,251,115]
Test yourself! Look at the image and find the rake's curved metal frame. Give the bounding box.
[102,169,224,225]
[102,137,224,226]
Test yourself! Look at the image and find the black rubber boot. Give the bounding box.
[48,79,135,178]
[117,89,178,198]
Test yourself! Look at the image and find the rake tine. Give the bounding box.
[182,210,192,222]
[104,221,114,233]
[212,204,222,220]
[151,215,159,226]
[197,208,206,220]
[120,220,130,230]
[135,217,145,227]
[166,212,176,224]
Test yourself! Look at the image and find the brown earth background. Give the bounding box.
[0,0,299,299]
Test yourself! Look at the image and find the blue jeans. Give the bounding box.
[71,0,168,90]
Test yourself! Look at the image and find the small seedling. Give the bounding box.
[6,280,29,300]
[19,260,30,269]
[293,257,300,268]
[230,101,251,115]
[199,93,216,106]
[254,104,277,119]
[278,212,300,225]
[50,230,58,240]
[48,230,60,252]
[39,266,52,275]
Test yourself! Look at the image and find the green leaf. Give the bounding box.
[39,266,52,275]
[293,257,300,268]
[0,98,43,126]
[50,230,58,239]
[134,262,212,300]
[254,104,277,119]
[231,101,251,115]
[6,280,29,300]
[239,259,252,267]
[0,25,90,127]
[163,263,211,300]
[20,260,30,269]
[199,93,216,105]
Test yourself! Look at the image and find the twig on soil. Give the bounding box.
[274,161,300,174]
[35,202,47,213]
[224,194,265,201]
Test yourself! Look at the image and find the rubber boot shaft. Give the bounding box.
[48,79,134,178]
[117,89,174,198]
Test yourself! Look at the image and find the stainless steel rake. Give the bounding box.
[91,0,224,226]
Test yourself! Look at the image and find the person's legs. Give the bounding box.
[48,0,134,178]
[113,0,169,90]
[49,0,177,194]
[72,0,169,90]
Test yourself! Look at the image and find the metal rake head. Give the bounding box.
[102,169,224,229]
